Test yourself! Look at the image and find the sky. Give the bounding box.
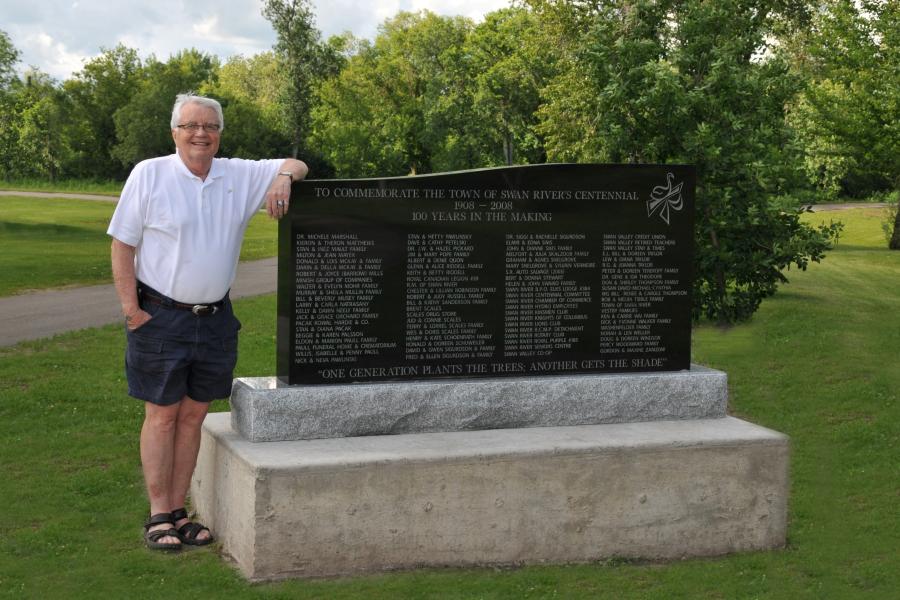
[1,0,512,82]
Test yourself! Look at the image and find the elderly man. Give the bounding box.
[108,93,307,550]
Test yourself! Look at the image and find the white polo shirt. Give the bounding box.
[108,153,282,303]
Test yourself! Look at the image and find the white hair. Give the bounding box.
[170,93,224,131]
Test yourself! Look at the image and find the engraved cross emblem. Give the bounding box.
[647,173,684,225]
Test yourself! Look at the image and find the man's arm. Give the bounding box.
[111,238,151,330]
[264,158,309,219]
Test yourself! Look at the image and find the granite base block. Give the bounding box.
[192,413,789,581]
[230,365,727,442]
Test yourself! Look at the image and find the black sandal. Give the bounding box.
[144,513,182,551]
[171,507,214,546]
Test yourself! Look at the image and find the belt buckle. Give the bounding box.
[192,304,217,315]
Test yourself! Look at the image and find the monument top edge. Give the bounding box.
[301,162,696,184]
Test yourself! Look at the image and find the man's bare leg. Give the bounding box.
[141,401,181,545]
[169,395,211,541]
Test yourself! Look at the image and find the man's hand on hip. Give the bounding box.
[125,308,152,331]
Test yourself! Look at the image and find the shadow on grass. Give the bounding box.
[767,289,820,303]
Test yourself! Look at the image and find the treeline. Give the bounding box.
[0,0,896,321]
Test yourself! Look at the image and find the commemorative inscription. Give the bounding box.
[277,164,695,385]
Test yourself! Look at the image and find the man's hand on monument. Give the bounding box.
[265,159,308,220]
[265,177,291,220]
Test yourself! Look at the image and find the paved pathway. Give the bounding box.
[1,190,277,347]
[807,202,888,211]
[0,258,277,347]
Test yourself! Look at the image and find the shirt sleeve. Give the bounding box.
[229,158,285,220]
[107,162,148,247]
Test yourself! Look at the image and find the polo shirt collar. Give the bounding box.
[171,152,224,181]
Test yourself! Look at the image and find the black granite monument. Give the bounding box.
[277,164,695,385]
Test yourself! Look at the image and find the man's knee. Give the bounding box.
[144,401,180,432]
[176,395,211,428]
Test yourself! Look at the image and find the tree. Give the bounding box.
[310,39,391,177]
[528,0,842,323]
[64,45,143,179]
[15,71,74,182]
[262,0,332,158]
[381,11,474,173]
[210,53,292,159]
[0,30,22,179]
[456,8,551,167]
[0,29,19,90]
[311,11,477,177]
[111,50,218,168]
[789,0,900,247]
[325,9,549,173]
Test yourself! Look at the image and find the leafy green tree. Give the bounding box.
[789,0,900,247]
[389,11,474,173]
[528,0,841,323]
[0,29,19,90]
[311,11,475,176]
[313,8,553,176]
[210,53,292,159]
[0,30,22,179]
[64,45,143,179]
[111,49,218,168]
[15,71,74,182]
[309,38,391,176]
[522,2,605,163]
[463,8,551,167]
[263,0,333,159]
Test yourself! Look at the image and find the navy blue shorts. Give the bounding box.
[124,286,241,406]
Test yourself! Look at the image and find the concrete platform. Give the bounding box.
[192,413,788,581]
[231,366,728,441]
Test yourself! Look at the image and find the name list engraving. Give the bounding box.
[277,164,694,385]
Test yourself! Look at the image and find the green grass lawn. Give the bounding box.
[0,207,897,598]
[0,178,124,196]
[0,196,279,296]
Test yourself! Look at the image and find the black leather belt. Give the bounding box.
[138,285,225,316]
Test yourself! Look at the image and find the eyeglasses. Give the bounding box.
[176,122,221,133]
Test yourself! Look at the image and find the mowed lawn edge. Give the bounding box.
[0,195,279,297]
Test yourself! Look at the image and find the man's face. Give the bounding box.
[172,103,220,165]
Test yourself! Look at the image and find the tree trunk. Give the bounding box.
[705,203,728,324]
[291,130,301,159]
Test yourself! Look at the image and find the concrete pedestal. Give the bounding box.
[192,413,788,581]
